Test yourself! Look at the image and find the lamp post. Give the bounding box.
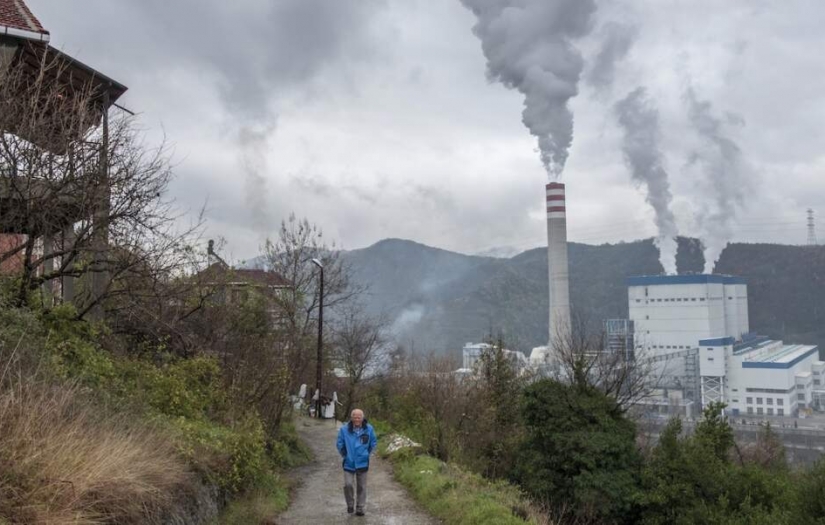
[311,258,324,418]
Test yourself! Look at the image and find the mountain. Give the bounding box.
[343,238,825,359]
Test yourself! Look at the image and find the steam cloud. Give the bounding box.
[460,0,597,179]
[685,88,749,274]
[614,88,679,275]
[586,22,638,95]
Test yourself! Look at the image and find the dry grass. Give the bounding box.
[0,375,192,524]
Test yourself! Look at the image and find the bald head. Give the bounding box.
[351,409,364,427]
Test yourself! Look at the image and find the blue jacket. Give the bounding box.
[337,419,378,472]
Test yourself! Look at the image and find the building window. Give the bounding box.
[757,407,763,415]
[691,298,697,301]
[767,408,774,415]
[777,398,783,406]
[700,298,706,301]
[707,357,714,361]
[816,379,821,386]
[778,409,784,416]
[746,397,753,404]
[767,398,773,405]
[747,407,754,414]
[799,403,806,409]
[756,398,763,404]
[798,394,806,401]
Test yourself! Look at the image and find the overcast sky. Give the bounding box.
[29,0,825,261]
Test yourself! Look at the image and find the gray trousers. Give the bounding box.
[343,470,368,511]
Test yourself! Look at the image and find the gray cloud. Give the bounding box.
[27,0,825,257]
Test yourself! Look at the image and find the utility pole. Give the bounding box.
[312,258,324,418]
[808,209,818,246]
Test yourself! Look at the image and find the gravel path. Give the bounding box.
[277,417,437,525]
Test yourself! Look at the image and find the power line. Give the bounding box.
[808,209,818,245]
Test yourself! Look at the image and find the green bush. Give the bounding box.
[513,379,642,523]
[170,414,268,494]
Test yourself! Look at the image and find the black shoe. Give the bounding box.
[356,510,365,516]
[347,507,354,514]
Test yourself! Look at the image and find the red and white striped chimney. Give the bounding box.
[546,182,571,348]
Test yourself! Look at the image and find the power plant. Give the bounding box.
[528,183,824,420]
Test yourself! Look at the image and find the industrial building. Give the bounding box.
[627,274,822,418]
[458,342,530,376]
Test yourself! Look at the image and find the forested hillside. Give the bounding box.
[344,237,825,356]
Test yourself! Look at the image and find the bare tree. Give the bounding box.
[551,312,659,411]
[0,44,202,320]
[330,304,389,418]
[262,214,364,389]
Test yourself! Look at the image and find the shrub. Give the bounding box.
[0,375,191,524]
[169,414,268,495]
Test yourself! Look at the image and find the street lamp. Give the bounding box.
[311,258,324,419]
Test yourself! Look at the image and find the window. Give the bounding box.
[691,298,697,301]
[733,399,739,403]
[816,379,821,386]
[757,407,763,415]
[700,298,706,301]
[798,394,806,401]
[747,407,754,414]
[646,315,649,320]
[767,398,773,405]
[799,403,806,409]
[636,299,641,303]
[757,398,763,404]
[778,409,784,416]
[777,398,784,406]
[746,397,753,404]
[767,408,774,415]
[708,357,714,361]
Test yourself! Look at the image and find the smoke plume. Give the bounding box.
[684,88,749,274]
[586,22,638,96]
[614,88,679,274]
[460,0,597,179]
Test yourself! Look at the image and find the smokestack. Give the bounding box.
[546,183,571,348]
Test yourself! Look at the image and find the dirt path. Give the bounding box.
[277,417,437,525]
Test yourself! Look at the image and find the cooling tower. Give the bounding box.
[546,182,571,349]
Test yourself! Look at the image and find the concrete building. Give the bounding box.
[627,274,821,418]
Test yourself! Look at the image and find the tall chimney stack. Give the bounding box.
[546,182,571,349]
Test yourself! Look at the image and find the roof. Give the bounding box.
[0,0,48,40]
[198,262,290,288]
[627,274,747,287]
[741,344,819,370]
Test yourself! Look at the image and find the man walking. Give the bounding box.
[336,408,378,516]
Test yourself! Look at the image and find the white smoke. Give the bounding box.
[614,87,679,275]
[460,0,597,179]
[684,88,749,274]
[238,123,275,234]
[586,21,638,96]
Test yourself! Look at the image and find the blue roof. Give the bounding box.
[627,274,747,287]
[741,346,820,369]
[700,337,736,347]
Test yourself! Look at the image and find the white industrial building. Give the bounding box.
[458,342,530,376]
[628,274,822,418]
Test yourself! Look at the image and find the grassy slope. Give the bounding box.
[375,423,537,525]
